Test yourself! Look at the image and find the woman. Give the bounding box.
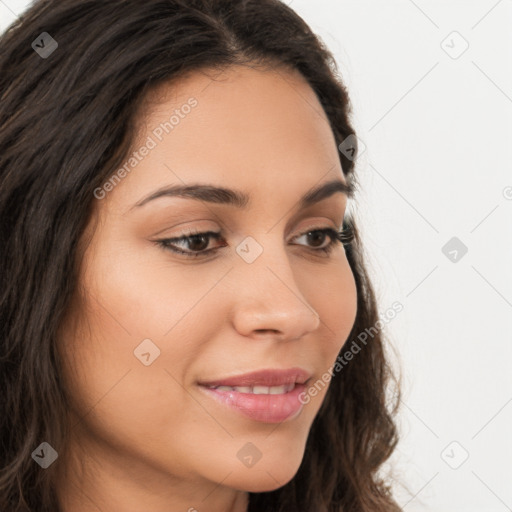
[0,0,402,510]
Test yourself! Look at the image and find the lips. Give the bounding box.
[197,367,312,423]
[198,367,311,389]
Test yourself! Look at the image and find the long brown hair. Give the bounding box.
[0,0,402,510]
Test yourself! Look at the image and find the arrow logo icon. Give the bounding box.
[236,236,263,263]
[441,236,468,263]
[440,440,469,469]
[31,32,58,59]
[31,442,58,468]
[237,442,262,468]
[134,339,161,366]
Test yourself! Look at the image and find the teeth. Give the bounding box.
[210,383,296,394]
[252,385,270,394]
[216,386,234,392]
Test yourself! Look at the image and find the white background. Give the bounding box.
[1,1,511,510]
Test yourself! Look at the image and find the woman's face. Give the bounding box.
[58,64,358,511]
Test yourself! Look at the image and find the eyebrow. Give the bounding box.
[130,178,355,212]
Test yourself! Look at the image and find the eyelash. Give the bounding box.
[155,224,354,259]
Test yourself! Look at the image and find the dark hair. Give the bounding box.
[0,0,403,510]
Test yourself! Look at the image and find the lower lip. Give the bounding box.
[199,383,307,423]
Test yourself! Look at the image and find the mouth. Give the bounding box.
[197,367,312,423]
[203,382,298,394]
[197,367,311,389]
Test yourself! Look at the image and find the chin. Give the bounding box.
[232,470,298,494]
[224,454,303,494]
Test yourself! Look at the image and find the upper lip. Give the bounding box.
[198,367,312,388]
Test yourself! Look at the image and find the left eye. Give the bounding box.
[292,228,339,250]
[155,227,347,258]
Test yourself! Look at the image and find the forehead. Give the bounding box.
[105,64,346,212]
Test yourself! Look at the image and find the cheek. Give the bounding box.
[296,258,357,406]
[59,284,219,478]
[80,233,232,339]
[62,233,238,422]
[307,257,358,353]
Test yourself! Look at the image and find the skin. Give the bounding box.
[56,64,358,512]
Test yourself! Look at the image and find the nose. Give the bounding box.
[230,242,321,341]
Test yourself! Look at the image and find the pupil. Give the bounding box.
[189,235,209,251]
[308,231,324,247]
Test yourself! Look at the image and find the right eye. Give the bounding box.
[155,231,226,258]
